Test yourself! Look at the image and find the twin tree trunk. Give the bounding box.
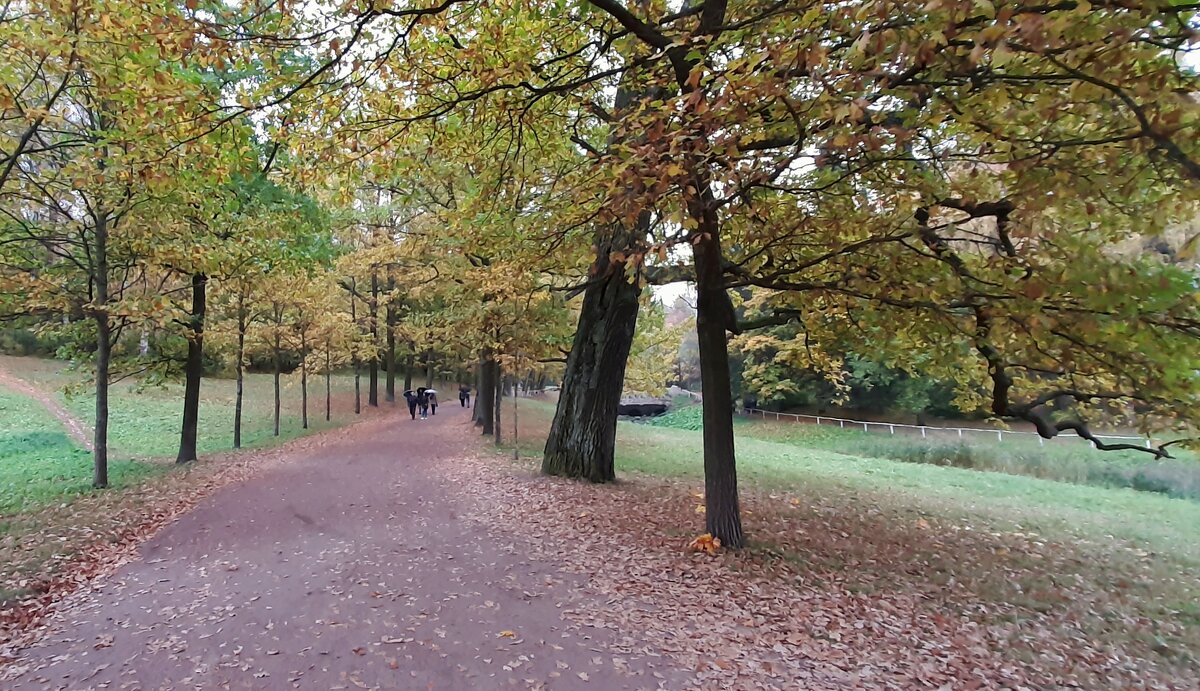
[541,238,641,482]
[177,272,206,463]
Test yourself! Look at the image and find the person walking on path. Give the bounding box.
[459,384,471,408]
[428,390,439,416]
[403,389,418,420]
[417,387,430,419]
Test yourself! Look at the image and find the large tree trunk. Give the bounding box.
[541,79,649,483]
[541,228,642,482]
[92,213,111,488]
[177,272,206,463]
[476,352,496,435]
[368,272,379,407]
[689,172,745,549]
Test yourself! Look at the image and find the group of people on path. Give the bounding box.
[403,387,437,420]
[402,384,473,420]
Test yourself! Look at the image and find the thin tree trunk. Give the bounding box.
[301,333,309,430]
[350,281,361,415]
[385,304,396,402]
[425,352,434,388]
[92,213,111,488]
[325,340,332,422]
[493,366,503,445]
[273,334,281,437]
[234,302,245,449]
[177,272,206,463]
[404,352,413,391]
[368,272,379,407]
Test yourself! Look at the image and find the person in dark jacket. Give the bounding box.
[459,384,471,408]
[428,390,438,416]
[416,387,430,419]
[403,389,418,420]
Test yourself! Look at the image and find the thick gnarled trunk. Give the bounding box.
[541,247,641,483]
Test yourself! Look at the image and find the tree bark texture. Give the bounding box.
[92,212,111,488]
[689,172,745,549]
[476,352,496,435]
[177,272,206,463]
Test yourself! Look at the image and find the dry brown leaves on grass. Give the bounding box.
[446,451,1198,690]
[0,410,394,661]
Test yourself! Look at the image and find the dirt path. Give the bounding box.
[1,405,683,690]
[0,367,92,450]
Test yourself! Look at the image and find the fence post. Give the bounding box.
[816,416,821,425]
[921,427,926,439]
[889,424,894,434]
[997,430,1003,442]
[863,422,868,432]
[776,411,781,420]
[957,428,963,438]
[1038,436,1044,446]
[840,420,844,429]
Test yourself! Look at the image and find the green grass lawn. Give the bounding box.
[505,396,1200,672]
[0,355,374,516]
[0,388,160,516]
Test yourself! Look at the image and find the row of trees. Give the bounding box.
[4,0,1200,549]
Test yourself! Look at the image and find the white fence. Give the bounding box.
[743,408,1153,448]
